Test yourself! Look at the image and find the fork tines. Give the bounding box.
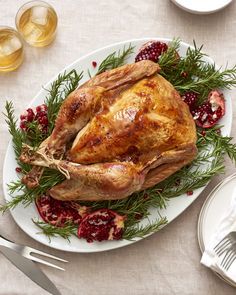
[214,231,236,271]
[25,246,68,271]
[221,247,236,271]
[214,232,236,256]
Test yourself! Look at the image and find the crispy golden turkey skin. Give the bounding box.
[20,60,197,201]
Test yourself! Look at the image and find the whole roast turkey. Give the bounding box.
[20,60,197,201]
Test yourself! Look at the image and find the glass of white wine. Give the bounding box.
[0,26,24,72]
[15,0,58,47]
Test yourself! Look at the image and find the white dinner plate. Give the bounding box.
[171,0,232,14]
[198,173,236,287]
[2,38,233,253]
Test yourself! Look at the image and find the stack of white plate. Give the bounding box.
[198,173,236,287]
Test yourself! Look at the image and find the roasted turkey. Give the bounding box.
[20,60,197,201]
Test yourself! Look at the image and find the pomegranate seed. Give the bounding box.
[15,167,22,173]
[187,191,193,196]
[26,108,35,122]
[36,106,42,113]
[20,121,27,129]
[92,61,97,68]
[201,131,206,137]
[181,71,188,78]
[20,114,26,120]
[36,104,47,113]
[38,116,48,126]
[143,193,149,200]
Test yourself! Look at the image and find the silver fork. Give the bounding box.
[220,244,236,271]
[0,234,68,271]
[214,232,236,256]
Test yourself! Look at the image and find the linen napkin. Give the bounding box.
[201,187,236,282]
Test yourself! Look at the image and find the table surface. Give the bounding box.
[0,0,236,294]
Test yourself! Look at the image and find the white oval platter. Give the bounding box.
[2,38,232,253]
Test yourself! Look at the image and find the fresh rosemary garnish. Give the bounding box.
[159,39,236,104]
[33,216,168,242]
[45,69,83,134]
[2,39,236,243]
[96,44,134,74]
[3,101,29,171]
[0,169,64,213]
[33,220,77,242]
[123,217,168,240]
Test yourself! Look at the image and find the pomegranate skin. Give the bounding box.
[36,194,89,227]
[135,41,168,63]
[78,208,125,243]
[191,89,225,128]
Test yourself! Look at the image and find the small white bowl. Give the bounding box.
[171,0,232,14]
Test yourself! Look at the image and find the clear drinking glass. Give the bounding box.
[0,26,24,72]
[15,0,58,47]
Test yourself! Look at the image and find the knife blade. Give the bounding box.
[0,245,61,295]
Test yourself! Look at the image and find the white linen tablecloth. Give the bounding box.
[0,1,236,294]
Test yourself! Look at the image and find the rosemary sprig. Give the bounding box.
[3,101,30,172]
[123,217,168,240]
[45,69,83,134]
[96,44,134,74]
[158,38,181,72]
[159,40,236,104]
[33,216,168,242]
[33,220,77,242]
[0,169,64,213]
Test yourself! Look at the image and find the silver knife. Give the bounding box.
[0,245,61,295]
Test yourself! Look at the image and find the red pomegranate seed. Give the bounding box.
[38,116,48,126]
[187,191,193,196]
[143,193,149,200]
[92,61,97,68]
[20,114,26,120]
[26,108,35,122]
[36,104,47,113]
[20,121,27,130]
[15,167,22,173]
[181,71,188,78]
[201,131,206,137]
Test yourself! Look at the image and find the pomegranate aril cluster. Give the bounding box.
[36,195,88,227]
[20,104,48,133]
[181,91,198,110]
[77,208,125,243]
[135,41,168,63]
[191,90,225,129]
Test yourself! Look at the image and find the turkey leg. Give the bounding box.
[21,60,160,188]
[20,145,144,201]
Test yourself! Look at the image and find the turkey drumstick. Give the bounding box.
[22,60,160,188]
